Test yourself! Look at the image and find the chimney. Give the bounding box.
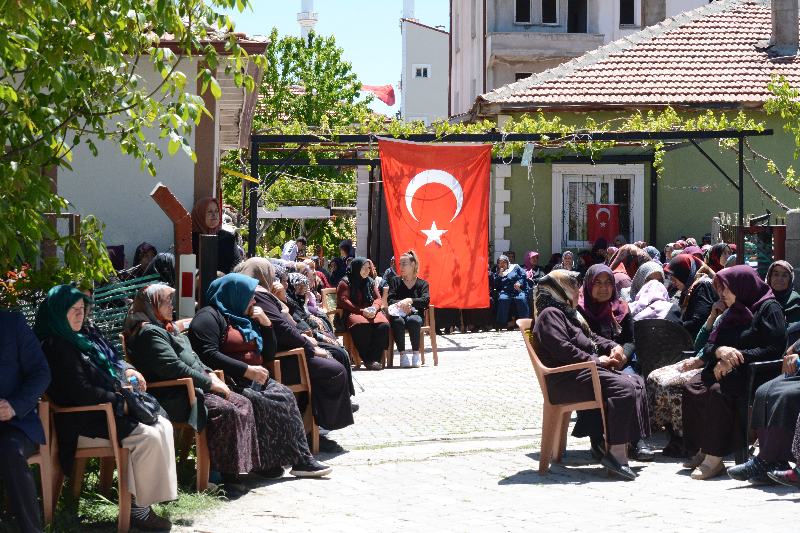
[770,0,799,56]
[402,0,417,21]
[641,0,666,28]
[297,0,318,40]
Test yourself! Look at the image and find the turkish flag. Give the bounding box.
[587,204,619,245]
[380,139,491,308]
[361,85,396,106]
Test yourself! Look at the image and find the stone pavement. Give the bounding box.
[182,330,800,533]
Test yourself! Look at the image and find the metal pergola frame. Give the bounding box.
[247,129,773,263]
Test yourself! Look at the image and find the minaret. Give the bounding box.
[402,0,416,21]
[297,0,318,40]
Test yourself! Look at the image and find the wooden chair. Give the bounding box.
[381,286,438,368]
[517,319,610,476]
[320,288,360,368]
[2,401,57,526]
[46,394,132,533]
[273,347,319,454]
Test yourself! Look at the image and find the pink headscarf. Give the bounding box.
[630,280,675,321]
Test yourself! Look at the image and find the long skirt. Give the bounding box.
[77,416,177,508]
[238,381,314,468]
[682,368,746,457]
[646,362,701,435]
[546,367,651,446]
[794,412,800,463]
[204,391,260,474]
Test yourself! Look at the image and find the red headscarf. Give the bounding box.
[191,197,221,235]
[707,243,731,273]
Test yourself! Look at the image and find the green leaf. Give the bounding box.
[209,77,222,99]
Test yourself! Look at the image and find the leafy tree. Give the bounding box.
[0,0,265,299]
[222,28,373,257]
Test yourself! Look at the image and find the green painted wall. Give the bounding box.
[500,110,799,256]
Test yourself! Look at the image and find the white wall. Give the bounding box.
[401,20,449,124]
[450,0,484,117]
[59,58,199,264]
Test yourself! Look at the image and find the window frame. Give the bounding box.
[412,64,431,79]
[541,0,559,26]
[514,0,533,25]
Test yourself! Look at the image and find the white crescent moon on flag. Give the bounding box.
[405,169,464,222]
[596,207,611,220]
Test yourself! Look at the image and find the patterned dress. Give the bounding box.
[203,392,260,473]
[793,412,800,463]
[646,362,701,436]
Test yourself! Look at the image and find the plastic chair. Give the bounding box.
[632,319,694,379]
[2,401,56,526]
[381,286,438,368]
[517,319,611,476]
[46,394,132,533]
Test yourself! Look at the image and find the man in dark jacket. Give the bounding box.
[0,312,51,533]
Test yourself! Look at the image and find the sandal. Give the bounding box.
[691,461,725,480]
[682,451,706,470]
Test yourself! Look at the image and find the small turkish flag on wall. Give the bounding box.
[587,204,619,245]
[380,139,491,308]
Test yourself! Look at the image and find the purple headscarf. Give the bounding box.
[710,265,775,343]
[577,264,629,335]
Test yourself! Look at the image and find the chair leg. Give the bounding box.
[430,330,438,366]
[539,406,558,476]
[179,429,193,465]
[553,411,572,463]
[39,462,54,526]
[117,450,131,533]
[195,430,210,493]
[68,457,87,500]
[98,456,115,497]
[420,332,426,366]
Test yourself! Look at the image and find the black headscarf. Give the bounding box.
[143,252,176,286]
[344,256,375,307]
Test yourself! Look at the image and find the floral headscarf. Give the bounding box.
[534,270,594,349]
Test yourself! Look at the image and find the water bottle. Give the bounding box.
[129,375,138,391]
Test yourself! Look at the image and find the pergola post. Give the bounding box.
[738,137,745,265]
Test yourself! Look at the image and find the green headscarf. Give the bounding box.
[33,284,118,379]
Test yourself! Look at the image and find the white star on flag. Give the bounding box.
[600,222,606,227]
[421,221,447,246]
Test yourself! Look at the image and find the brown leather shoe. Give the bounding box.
[130,509,172,531]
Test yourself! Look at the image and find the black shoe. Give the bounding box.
[364,361,382,370]
[727,458,790,482]
[748,473,777,486]
[291,459,333,477]
[350,400,359,413]
[219,473,246,492]
[317,435,343,453]
[600,452,637,480]
[252,466,285,479]
[628,440,655,461]
[130,508,172,531]
[590,436,606,462]
[767,467,800,490]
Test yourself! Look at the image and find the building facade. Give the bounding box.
[401,19,450,125]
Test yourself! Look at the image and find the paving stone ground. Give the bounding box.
[182,330,800,533]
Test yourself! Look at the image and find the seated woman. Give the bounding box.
[131,242,157,279]
[523,251,546,285]
[620,262,665,303]
[705,243,732,273]
[123,284,270,489]
[577,250,595,276]
[629,279,682,323]
[35,285,177,530]
[337,257,391,371]
[236,258,355,436]
[575,265,654,461]
[188,274,332,478]
[143,252,176,286]
[592,238,608,266]
[491,255,529,330]
[560,251,575,271]
[387,250,430,369]
[765,260,800,332]
[543,253,562,274]
[664,254,718,338]
[191,197,241,274]
[643,246,662,265]
[682,266,786,479]
[530,270,651,480]
[328,257,347,288]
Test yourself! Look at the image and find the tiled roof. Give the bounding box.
[476,0,800,113]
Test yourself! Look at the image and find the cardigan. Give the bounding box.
[387,276,430,315]
[680,280,719,338]
[532,307,617,369]
[336,280,388,329]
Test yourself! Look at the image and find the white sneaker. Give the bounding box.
[400,352,412,368]
[411,352,421,368]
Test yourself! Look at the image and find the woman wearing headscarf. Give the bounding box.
[107,245,132,281]
[630,279,682,323]
[143,252,176,286]
[620,262,666,303]
[131,243,157,279]
[681,266,786,480]
[35,285,177,529]
[577,250,595,276]
[643,246,661,266]
[188,274,332,479]
[491,254,529,330]
[663,254,718,338]
[328,257,347,288]
[683,246,704,261]
[236,258,355,438]
[387,251,430,369]
[613,235,627,249]
[191,197,241,274]
[523,251,546,284]
[543,253,561,274]
[664,243,674,260]
[337,257,391,370]
[123,284,266,489]
[552,251,575,272]
[575,265,654,461]
[591,238,608,266]
[608,244,651,293]
[530,270,651,480]
[686,237,698,248]
[765,260,800,330]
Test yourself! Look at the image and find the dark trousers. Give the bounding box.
[0,424,43,533]
[349,322,390,364]
[757,426,795,462]
[389,314,424,352]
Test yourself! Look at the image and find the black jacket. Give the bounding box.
[681,280,719,338]
[192,229,241,274]
[702,298,786,368]
[387,277,430,315]
[579,310,636,361]
[253,291,316,359]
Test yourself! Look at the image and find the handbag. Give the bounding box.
[115,382,160,426]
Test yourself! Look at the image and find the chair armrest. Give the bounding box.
[48,402,115,415]
[212,370,224,381]
[539,360,599,375]
[148,378,196,406]
[275,348,306,358]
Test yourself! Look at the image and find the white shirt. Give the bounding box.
[281,241,298,261]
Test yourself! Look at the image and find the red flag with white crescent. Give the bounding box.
[379,139,491,308]
[587,204,619,245]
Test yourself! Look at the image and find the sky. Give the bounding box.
[221,0,450,117]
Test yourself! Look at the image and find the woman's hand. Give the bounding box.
[714,359,734,380]
[250,306,272,327]
[783,353,799,375]
[705,301,728,329]
[597,355,614,368]
[609,345,627,369]
[680,357,704,372]
[400,298,414,313]
[514,282,522,291]
[244,365,269,385]
[209,376,231,400]
[362,308,377,319]
[125,368,147,391]
[715,346,744,367]
[314,347,331,359]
